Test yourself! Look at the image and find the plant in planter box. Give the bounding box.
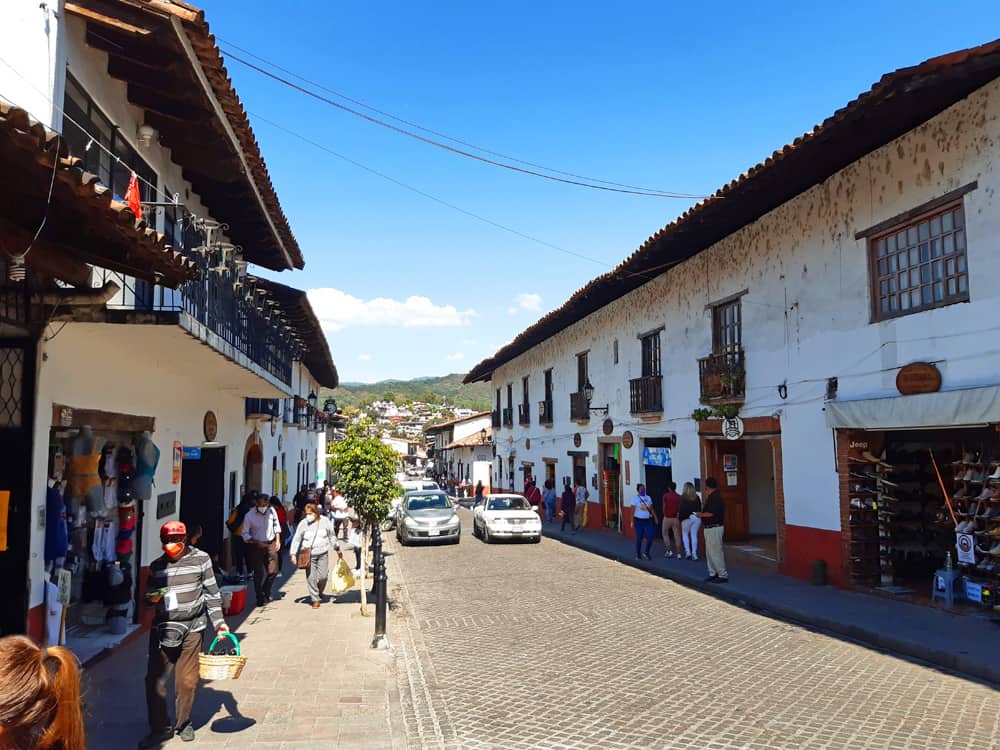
[690,408,714,422]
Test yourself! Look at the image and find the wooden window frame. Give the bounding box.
[521,375,530,409]
[543,369,553,401]
[867,199,969,322]
[711,299,742,355]
[576,352,588,391]
[640,331,661,377]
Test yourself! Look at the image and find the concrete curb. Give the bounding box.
[545,528,1000,687]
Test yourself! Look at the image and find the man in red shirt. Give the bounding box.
[661,482,683,558]
[524,479,543,517]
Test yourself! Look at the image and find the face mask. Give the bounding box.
[256,506,268,514]
[163,542,185,560]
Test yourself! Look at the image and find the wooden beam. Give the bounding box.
[126,82,206,121]
[85,28,178,68]
[65,2,153,35]
[0,220,96,287]
[51,403,156,433]
[106,55,185,94]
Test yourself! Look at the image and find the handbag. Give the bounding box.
[296,520,321,569]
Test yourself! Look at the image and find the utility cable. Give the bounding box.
[217,36,699,197]
[223,51,706,199]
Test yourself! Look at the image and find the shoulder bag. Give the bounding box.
[297,521,321,570]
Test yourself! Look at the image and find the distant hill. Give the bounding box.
[324,373,491,410]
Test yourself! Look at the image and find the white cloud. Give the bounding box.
[446,352,465,361]
[507,292,542,315]
[461,338,478,346]
[308,288,478,332]
[357,353,372,361]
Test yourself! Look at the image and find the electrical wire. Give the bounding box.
[14,133,60,262]
[216,36,699,197]
[222,51,706,199]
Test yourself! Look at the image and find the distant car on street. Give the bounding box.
[472,494,542,543]
[383,480,443,530]
[396,491,461,545]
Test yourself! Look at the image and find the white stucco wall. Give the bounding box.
[0,1,65,129]
[490,76,1000,534]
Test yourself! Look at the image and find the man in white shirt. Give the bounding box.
[241,492,281,605]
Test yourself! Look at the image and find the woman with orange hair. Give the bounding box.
[0,634,85,750]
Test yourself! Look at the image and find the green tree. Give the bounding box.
[328,424,400,614]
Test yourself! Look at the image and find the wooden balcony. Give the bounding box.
[492,410,502,428]
[245,398,279,420]
[569,391,589,422]
[698,348,746,404]
[629,375,663,414]
[502,407,514,427]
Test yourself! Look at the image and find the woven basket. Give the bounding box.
[198,633,246,681]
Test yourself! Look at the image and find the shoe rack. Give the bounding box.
[953,450,1000,581]
[848,450,889,586]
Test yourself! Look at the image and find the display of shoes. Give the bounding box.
[963,469,976,481]
[988,464,1000,480]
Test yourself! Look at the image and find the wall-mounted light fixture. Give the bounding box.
[777,381,788,400]
[582,380,609,415]
[137,123,157,148]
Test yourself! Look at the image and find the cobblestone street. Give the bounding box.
[390,509,1000,750]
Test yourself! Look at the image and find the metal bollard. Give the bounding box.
[372,526,389,649]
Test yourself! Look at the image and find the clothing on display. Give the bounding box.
[46,581,65,647]
[134,432,159,501]
[92,519,117,563]
[68,452,101,500]
[44,484,69,563]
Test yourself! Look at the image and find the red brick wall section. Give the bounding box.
[27,603,45,643]
[770,436,788,569]
[586,501,606,529]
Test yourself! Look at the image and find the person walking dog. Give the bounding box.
[290,502,343,608]
[140,521,228,747]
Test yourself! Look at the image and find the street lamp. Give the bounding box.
[307,390,318,409]
[583,380,608,415]
[479,427,488,445]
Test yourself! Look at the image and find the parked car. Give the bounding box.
[396,491,461,545]
[472,494,542,543]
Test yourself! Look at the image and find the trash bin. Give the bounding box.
[812,559,827,586]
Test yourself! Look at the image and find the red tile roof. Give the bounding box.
[465,38,1000,383]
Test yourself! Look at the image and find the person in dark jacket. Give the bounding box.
[226,493,255,579]
[560,478,577,533]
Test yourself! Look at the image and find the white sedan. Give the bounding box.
[472,494,542,543]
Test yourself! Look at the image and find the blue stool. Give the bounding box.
[931,568,962,606]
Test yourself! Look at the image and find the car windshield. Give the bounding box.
[487,497,530,511]
[406,493,450,511]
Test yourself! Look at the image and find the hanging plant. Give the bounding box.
[690,407,714,422]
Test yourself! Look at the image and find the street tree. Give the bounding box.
[328,423,400,615]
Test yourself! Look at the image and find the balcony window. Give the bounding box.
[519,376,530,424]
[699,298,745,403]
[539,369,553,425]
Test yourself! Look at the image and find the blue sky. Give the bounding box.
[204,0,1000,384]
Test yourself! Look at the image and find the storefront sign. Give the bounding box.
[622,431,634,449]
[182,446,202,460]
[573,433,582,448]
[896,362,941,395]
[172,441,183,484]
[964,579,985,604]
[56,568,72,606]
[956,533,976,565]
[721,416,744,440]
[203,410,218,442]
[723,454,739,472]
[642,447,671,467]
[59,407,73,427]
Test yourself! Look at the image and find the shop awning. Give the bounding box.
[824,386,1000,429]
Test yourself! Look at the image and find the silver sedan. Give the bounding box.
[396,491,461,545]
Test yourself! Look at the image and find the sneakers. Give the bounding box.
[963,469,976,481]
[705,575,720,583]
[664,551,674,558]
[138,729,175,749]
[642,552,652,560]
[177,724,195,743]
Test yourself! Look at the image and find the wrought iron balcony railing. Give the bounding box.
[570,391,590,421]
[698,348,746,403]
[492,410,502,428]
[629,375,663,414]
[502,407,513,427]
[245,398,280,420]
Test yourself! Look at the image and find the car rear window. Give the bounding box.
[407,493,450,510]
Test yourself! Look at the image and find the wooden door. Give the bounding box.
[705,439,749,541]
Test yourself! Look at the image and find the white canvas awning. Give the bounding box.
[825,385,1000,430]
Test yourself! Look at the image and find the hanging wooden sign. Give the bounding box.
[896,362,941,395]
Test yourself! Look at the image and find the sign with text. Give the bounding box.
[182,446,202,460]
[172,441,183,484]
[956,533,976,565]
[56,568,72,606]
[896,362,942,395]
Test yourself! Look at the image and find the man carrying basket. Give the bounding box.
[139,521,228,748]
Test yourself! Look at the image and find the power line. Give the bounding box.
[246,110,610,267]
[222,50,706,199]
[216,36,701,197]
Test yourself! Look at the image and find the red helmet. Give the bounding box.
[160,520,187,541]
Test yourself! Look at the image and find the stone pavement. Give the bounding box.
[542,520,1000,685]
[82,551,406,749]
[390,508,1000,749]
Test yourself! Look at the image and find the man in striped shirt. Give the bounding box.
[139,521,228,748]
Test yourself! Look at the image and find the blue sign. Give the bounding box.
[642,447,671,467]
[182,446,202,460]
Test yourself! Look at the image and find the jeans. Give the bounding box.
[704,525,728,578]
[681,516,701,558]
[544,500,556,522]
[561,505,576,532]
[145,627,201,733]
[634,517,655,556]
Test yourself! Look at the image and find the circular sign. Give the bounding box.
[573,433,582,448]
[722,416,744,440]
[270,419,277,437]
[602,418,614,436]
[895,362,942,395]
[203,411,218,442]
[622,431,634,449]
[278,434,284,450]
[957,533,973,556]
[525,438,531,450]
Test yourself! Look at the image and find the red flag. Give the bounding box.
[125,171,143,221]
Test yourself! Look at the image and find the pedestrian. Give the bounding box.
[289,502,344,609]
[226,492,254,580]
[542,479,557,522]
[241,492,282,605]
[292,485,310,527]
[347,514,364,575]
[679,482,703,560]
[269,495,290,573]
[574,478,589,531]
[698,477,728,583]
[474,480,485,504]
[524,479,542,517]
[140,521,228,747]
[560,478,576,533]
[0,634,85,750]
[331,491,349,541]
[660,481,683,558]
[630,483,657,560]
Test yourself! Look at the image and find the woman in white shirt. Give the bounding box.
[630,484,658,560]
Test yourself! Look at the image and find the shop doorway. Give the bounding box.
[643,439,674,509]
[745,440,778,560]
[179,446,225,560]
[0,341,36,637]
[244,433,263,494]
[703,439,749,541]
[597,444,620,529]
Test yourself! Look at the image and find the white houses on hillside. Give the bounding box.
[466,39,1000,603]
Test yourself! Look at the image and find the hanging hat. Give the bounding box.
[160,520,186,540]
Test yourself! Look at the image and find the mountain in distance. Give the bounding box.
[325,373,492,411]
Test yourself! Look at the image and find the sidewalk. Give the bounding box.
[81,555,405,749]
[543,522,1000,685]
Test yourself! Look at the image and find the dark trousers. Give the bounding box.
[635,517,655,556]
[249,540,278,602]
[334,517,346,539]
[231,535,248,576]
[145,627,202,733]
[561,504,576,532]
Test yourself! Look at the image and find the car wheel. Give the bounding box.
[451,534,460,545]
[483,525,491,544]
[532,535,541,544]
[472,520,480,539]
[398,529,407,546]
